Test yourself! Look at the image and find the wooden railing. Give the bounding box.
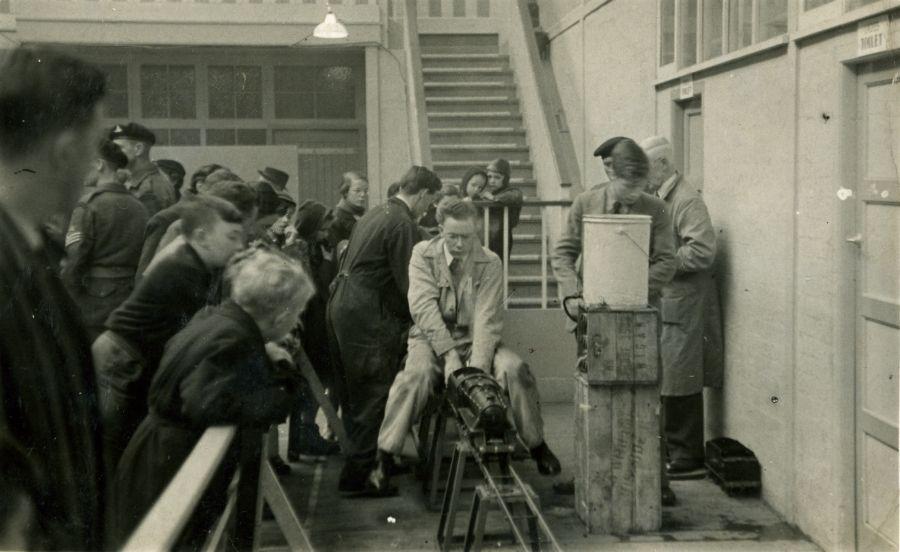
[472,199,571,309]
[123,426,311,552]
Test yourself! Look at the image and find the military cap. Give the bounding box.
[109,122,156,145]
[593,136,627,158]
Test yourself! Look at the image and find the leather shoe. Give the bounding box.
[666,458,706,480]
[529,441,561,476]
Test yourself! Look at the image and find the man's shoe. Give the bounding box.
[288,424,341,463]
[530,441,561,476]
[338,462,371,495]
[269,456,292,476]
[666,458,706,480]
[661,485,678,507]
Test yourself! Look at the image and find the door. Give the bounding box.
[682,98,704,192]
[854,64,899,551]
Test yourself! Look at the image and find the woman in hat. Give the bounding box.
[481,158,523,261]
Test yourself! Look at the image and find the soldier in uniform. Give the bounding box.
[110,122,177,216]
[63,139,149,340]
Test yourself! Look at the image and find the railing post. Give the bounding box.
[482,205,490,249]
[540,210,547,308]
[232,429,263,552]
[502,206,509,302]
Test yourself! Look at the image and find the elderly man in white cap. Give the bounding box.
[640,135,723,481]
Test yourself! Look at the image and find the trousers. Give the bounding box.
[663,392,705,462]
[378,338,544,455]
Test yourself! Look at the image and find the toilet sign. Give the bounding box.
[679,76,694,100]
[857,16,890,57]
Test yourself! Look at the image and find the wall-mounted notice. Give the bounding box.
[857,15,890,57]
[679,76,694,100]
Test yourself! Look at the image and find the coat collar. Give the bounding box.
[388,196,414,220]
[657,172,681,201]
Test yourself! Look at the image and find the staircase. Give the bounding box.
[420,33,557,308]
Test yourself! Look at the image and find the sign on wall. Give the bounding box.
[857,15,890,57]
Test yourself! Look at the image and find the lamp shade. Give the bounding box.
[313,7,348,39]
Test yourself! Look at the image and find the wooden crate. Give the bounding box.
[576,306,659,385]
[574,378,661,534]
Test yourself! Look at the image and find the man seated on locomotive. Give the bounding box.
[368,198,560,493]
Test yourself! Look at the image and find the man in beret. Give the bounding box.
[63,140,149,340]
[110,122,177,215]
[592,135,626,189]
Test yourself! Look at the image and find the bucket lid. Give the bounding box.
[582,214,652,223]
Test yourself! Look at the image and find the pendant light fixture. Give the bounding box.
[313,4,348,39]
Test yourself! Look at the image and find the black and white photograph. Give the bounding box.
[0,0,897,550]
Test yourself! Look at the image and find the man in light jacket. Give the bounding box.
[368,198,560,493]
[641,135,723,480]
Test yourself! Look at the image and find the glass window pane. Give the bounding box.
[236,93,263,118]
[317,91,355,118]
[275,66,315,92]
[170,129,201,145]
[275,92,315,118]
[168,66,196,118]
[140,65,168,118]
[660,0,676,66]
[758,0,787,41]
[100,65,129,118]
[804,0,834,9]
[702,0,723,60]
[208,66,235,119]
[237,129,267,145]
[728,0,753,51]
[206,129,236,145]
[679,0,698,67]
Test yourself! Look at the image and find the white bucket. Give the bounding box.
[581,214,652,307]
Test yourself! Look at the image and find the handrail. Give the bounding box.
[470,199,572,208]
[401,0,432,166]
[501,0,582,198]
[123,425,237,552]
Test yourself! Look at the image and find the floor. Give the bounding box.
[259,404,820,551]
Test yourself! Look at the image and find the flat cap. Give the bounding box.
[109,122,156,145]
[593,136,627,158]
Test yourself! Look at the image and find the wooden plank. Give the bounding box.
[615,312,635,381]
[633,311,659,382]
[631,386,662,532]
[609,387,634,534]
[595,311,617,382]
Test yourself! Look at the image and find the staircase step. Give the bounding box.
[431,127,525,134]
[420,34,499,55]
[427,113,523,128]
[424,81,512,89]
[423,67,508,75]
[428,111,518,118]
[506,297,561,309]
[422,54,508,61]
[426,96,515,104]
[421,54,509,70]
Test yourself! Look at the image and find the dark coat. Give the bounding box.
[104,241,219,393]
[325,199,363,249]
[657,174,723,395]
[62,180,149,339]
[110,301,296,545]
[134,202,186,279]
[0,206,104,550]
[482,185,523,259]
[127,164,177,217]
[327,197,422,464]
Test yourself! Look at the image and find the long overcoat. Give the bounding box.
[658,174,724,396]
[109,301,295,546]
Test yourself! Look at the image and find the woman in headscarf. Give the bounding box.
[461,166,488,200]
[481,158,523,261]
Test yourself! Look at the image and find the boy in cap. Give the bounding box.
[63,139,149,340]
[110,122,177,215]
[592,135,626,188]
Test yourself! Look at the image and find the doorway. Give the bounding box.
[853,62,899,551]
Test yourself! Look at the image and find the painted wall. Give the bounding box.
[543,0,658,188]
[535,1,900,549]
